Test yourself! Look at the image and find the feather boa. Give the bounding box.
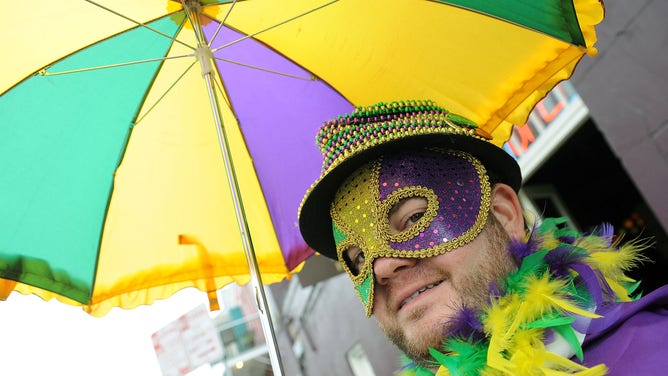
[398,217,651,376]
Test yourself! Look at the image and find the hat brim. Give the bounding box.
[298,133,521,259]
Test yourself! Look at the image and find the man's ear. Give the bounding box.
[490,183,525,240]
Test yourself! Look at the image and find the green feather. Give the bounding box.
[397,354,435,376]
[506,249,549,294]
[623,279,643,299]
[553,324,584,361]
[523,315,574,329]
[430,339,488,376]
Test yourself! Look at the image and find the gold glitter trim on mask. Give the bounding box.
[379,186,439,243]
[331,161,381,286]
[363,150,491,261]
[336,236,367,280]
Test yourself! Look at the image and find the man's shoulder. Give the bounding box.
[581,285,668,375]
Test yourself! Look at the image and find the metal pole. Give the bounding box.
[183,2,285,375]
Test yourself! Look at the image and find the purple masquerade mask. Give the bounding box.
[330,148,491,316]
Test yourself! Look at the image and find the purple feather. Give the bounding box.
[543,328,555,344]
[508,221,541,260]
[443,305,484,341]
[558,235,577,244]
[544,245,587,279]
[571,263,603,307]
[597,269,618,300]
[508,236,538,260]
[597,222,615,246]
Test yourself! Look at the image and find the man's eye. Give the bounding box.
[354,252,365,268]
[389,197,428,233]
[406,212,424,228]
[344,247,365,276]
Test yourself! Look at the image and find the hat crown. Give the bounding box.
[314,100,484,176]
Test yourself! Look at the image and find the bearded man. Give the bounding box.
[298,100,668,375]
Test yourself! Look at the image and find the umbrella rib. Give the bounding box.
[210,0,338,53]
[212,56,316,81]
[134,60,198,125]
[40,54,194,76]
[84,0,196,51]
[208,0,239,47]
[212,74,232,109]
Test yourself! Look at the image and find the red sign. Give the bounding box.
[504,81,582,159]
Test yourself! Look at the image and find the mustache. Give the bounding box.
[380,262,451,312]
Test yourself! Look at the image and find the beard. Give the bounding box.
[378,212,517,367]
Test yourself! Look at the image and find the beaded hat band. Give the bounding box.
[299,100,521,259]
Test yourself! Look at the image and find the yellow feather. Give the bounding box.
[586,237,651,300]
[506,328,547,375]
[512,328,545,350]
[484,295,519,339]
[604,278,633,302]
[541,236,561,251]
[435,365,451,376]
[575,234,609,253]
[521,275,562,320]
[522,275,601,320]
[546,294,601,318]
[486,350,516,375]
[543,352,608,375]
[574,364,609,375]
[585,237,651,277]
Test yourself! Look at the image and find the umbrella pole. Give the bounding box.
[202,52,286,376]
[184,2,285,375]
[206,83,287,376]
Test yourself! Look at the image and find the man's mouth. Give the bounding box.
[400,281,443,308]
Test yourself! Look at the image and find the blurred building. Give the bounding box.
[153,283,280,376]
[213,286,272,376]
[274,2,668,375]
[271,271,404,376]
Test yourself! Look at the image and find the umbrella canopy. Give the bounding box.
[0,0,603,317]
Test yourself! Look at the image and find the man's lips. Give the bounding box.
[399,280,443,309]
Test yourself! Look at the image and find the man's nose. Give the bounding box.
[373,257,417,285]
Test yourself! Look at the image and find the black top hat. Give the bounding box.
[298,100,521,259]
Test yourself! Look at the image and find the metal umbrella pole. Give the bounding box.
[184,2,285,374]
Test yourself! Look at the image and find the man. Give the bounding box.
[298,100,668,375]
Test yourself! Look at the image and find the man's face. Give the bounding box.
[330,149,493,316]
[369,205,516,365]
[330,148,521,366]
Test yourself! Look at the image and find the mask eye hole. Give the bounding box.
[343,246,365,276]
[388,196,428,234]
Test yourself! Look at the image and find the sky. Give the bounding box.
[0,288,216,376]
